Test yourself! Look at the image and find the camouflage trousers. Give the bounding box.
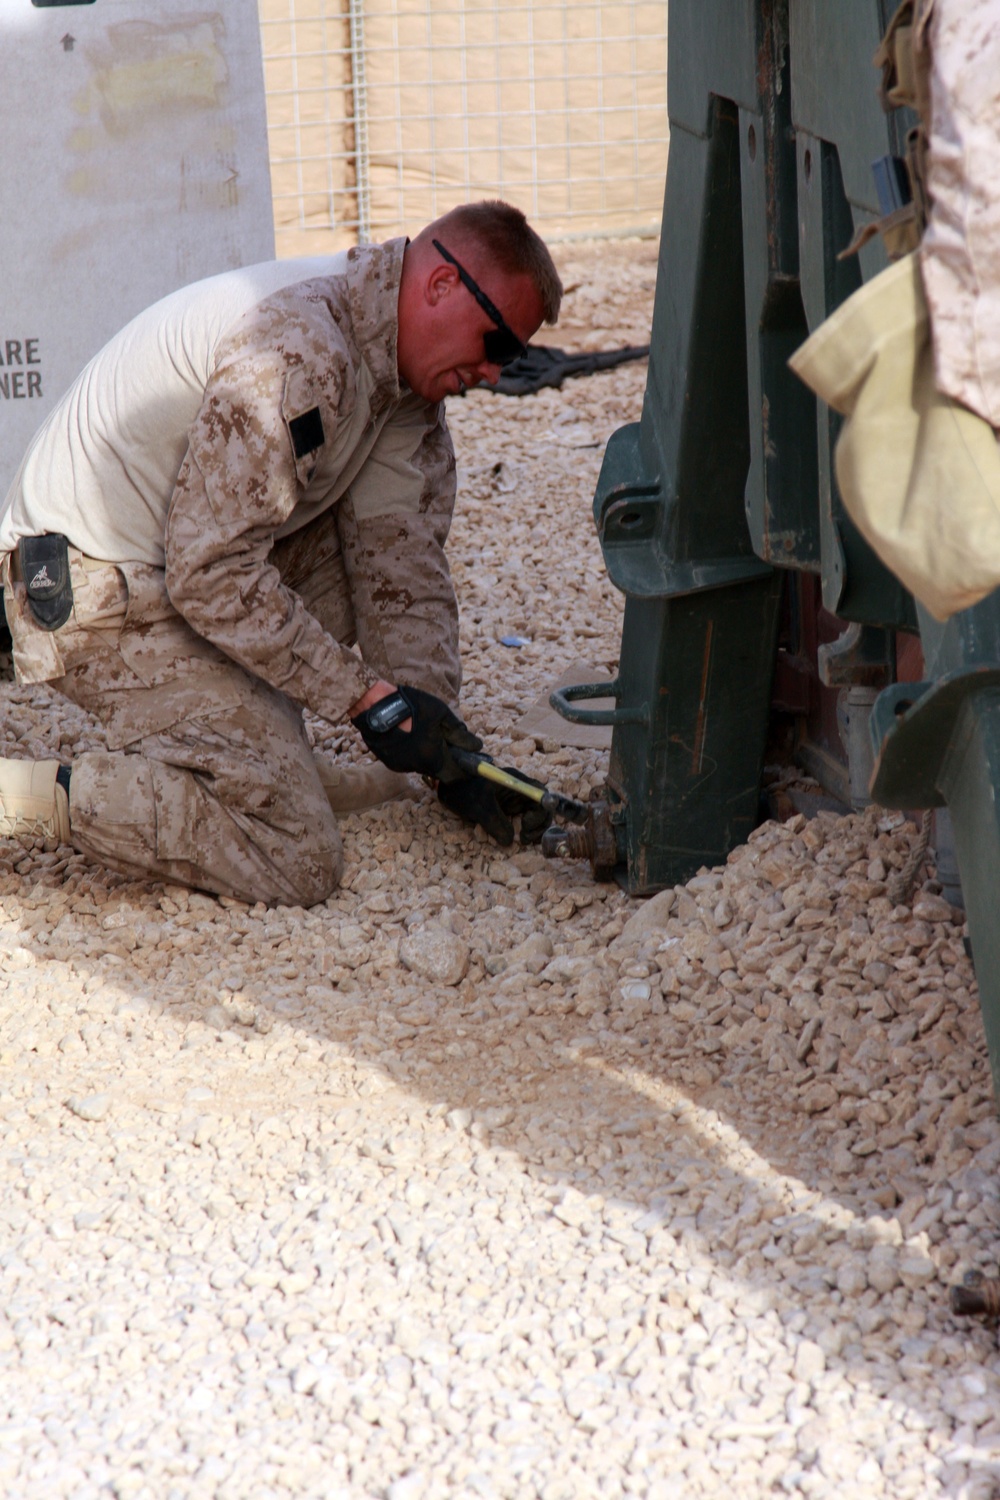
[1,513,369,906]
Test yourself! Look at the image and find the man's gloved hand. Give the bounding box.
[352,686,482,783]
[498,772,553,845]
[438,767,552,846]
[438,777,516,845]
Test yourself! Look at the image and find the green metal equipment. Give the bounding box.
[548,1,1000,1093]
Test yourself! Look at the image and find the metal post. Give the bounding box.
[933,807,963,909]
[837,685,879,810]
[348,0,372,244]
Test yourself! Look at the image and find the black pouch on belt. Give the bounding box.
[17,533,73,631]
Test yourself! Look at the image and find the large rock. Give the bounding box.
[912,892,958,924]
[65,1093,112,1123]
[611,888,677,951]
[399,925,470,986]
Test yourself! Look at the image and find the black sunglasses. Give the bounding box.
[432,239,527,367]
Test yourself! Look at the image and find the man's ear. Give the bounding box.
[426,262,456,307]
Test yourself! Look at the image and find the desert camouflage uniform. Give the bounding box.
[1,241,460,905]
[921,0,1000,428]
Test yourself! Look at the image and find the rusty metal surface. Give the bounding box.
[540,801,620,882]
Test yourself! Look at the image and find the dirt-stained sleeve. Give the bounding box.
[336,398,462,706]
[163,297,378,725]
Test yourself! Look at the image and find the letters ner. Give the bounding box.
[0,339,43,400]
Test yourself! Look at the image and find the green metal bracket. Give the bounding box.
[548,679,648,729]
[871,669,1000,810]
[593,426,773,600]
[552,86,785,894]
[871,665,1000,1101]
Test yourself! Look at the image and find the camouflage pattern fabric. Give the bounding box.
[0,240,466,902]
[271,478,461,707]
[3,550,340,906]
[921,0,1000,428]
[163,251,461,726]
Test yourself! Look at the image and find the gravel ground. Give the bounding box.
[3,240,1000,1500]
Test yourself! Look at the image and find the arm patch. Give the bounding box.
[288,406,325,459]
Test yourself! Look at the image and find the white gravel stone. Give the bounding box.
[64,1093,112,1122]
[866,1244,903,1294]
[792,1340,826,1382]
[387,1472,428,1500]
[899,1252,938,1290]
[398,926,470,986]
[613,889,676,948]
[911,893,955,923]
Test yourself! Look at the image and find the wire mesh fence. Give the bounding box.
[258,0,669,255]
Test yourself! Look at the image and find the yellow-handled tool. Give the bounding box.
[452,748,589,824]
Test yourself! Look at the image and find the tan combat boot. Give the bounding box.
[315,759,421,815]
[0,759,71,844]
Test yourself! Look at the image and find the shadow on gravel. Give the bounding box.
[4,807,1000,1495]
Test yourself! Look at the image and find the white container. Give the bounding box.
[0,0,275,497]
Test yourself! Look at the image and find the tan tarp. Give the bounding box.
[790,255,1000,623]
[257,0,668,254]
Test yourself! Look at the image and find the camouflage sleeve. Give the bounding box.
[163,300,378,725]
[336,399,462,707]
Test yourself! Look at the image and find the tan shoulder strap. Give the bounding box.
[871,0,934,242]
[874,0,933,117]
[874,1,916,111]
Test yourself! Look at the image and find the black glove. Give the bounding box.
[352,685,482,783]
[498,772,553,845]
[438,767,552,846]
